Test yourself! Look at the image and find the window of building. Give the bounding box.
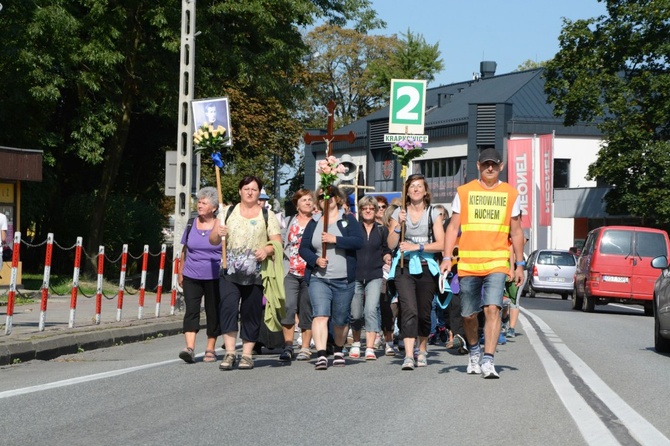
[554,158,570,189]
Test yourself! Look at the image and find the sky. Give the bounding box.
[369,0,607,86]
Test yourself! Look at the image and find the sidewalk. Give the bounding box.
[0,288,189,366]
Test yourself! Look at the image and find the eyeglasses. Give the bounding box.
[361,206,376,212]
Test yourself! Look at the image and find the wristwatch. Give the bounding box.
[419,243,424,253]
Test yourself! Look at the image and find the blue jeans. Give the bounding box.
[459,273,507,317]
[308,277,355,327]
[351,278,383,333]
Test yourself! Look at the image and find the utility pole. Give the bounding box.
[173,0,198,256]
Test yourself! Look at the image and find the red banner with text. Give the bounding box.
[538,134,553,226]
[507,138,533,229]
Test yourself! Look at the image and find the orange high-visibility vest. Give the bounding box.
[456,180,518,277]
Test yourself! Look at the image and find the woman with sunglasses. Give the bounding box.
[299,185,364,370]
[349,195,392,360]
[374,195,389,225]
[387,174,445,370]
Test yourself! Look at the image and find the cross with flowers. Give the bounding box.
[304,100,356,257]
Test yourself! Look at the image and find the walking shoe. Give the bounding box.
[401,356,415,371]
[333,352,346,367]
[506,328,516,338]
[296,348,311,361]
[238,355,254,370]
[179,347,195,364]
[385,344,396,356]
[454,334,469,355]
[498,332,507,345]
[481,360,500,379]
[501,321,509,334]
[296,334,302,345]
[373,333,383,349]
[467,351,481,374]
[219,353,237,371]
[279,347,294,362]
[427,333,437,345]
[314,355,328,370]
[365,348,376,360]
[416,351,428,367]
[349,342,361,358]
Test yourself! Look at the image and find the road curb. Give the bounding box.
[0,319,187,365]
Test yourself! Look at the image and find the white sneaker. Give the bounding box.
[349,342,361,358]
[373,333,382,349]
[296,335,302,346]
[467,351,481,374]
[481,360,499,379]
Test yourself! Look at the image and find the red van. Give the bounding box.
[573,225,669,315]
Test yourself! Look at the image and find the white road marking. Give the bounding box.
[0,359,179,399]
[521,309,670,446]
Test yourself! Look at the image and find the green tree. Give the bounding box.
[0,0,381,272]
[515,59,548,71]
[544,0,670,223]
[300,25,444,129]
[368,29,445,91]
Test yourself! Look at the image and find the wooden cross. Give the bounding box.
[303,100,356,156]
[304,100,356,257]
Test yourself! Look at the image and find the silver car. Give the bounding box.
[650,255,670,353]
[523,249,577,299]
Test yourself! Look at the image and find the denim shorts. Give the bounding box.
[459,273,507,317]
[308,276,355,327]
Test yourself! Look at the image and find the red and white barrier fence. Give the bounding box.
[2,235,179,335]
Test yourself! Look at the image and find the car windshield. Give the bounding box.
[537,252,576,266]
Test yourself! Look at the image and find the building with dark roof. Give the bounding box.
[303,62,628,251]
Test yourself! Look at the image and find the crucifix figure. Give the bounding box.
[304,100,356,257]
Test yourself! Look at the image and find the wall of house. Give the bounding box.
[554,136,600,188]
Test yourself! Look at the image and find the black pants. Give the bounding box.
[394,265,436,339]
[219,276,264,342]
[446,293,464,336]
[182,276,221,338]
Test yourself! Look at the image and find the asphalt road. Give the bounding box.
[0,294,668,446]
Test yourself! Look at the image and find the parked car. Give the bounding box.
[650,255,670,353]
[573,226,669,315]
[523,249,576,299]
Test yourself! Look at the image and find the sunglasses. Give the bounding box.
[379,205,387,209]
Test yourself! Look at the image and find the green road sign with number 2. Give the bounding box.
[389,79,427,134]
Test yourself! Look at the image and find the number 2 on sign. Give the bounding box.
[396,86,419,120]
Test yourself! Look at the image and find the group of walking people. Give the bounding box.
[177,146,525,378]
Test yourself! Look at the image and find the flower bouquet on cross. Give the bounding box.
[193,123,230,264]
[316,155,347,257]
